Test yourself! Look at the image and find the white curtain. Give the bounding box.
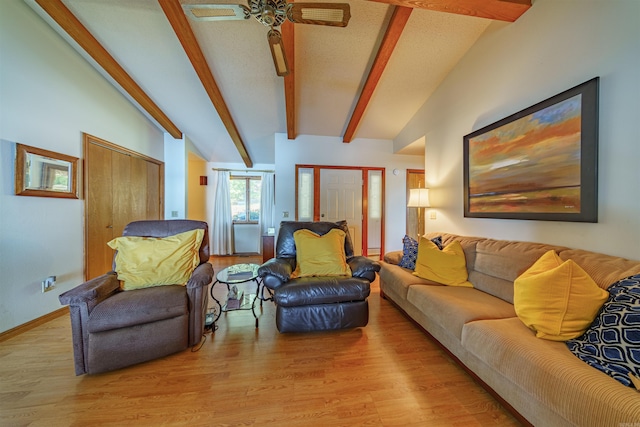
[212,170,233,255]
[260,172,275,235]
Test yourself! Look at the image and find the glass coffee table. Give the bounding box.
[210,263,272,328]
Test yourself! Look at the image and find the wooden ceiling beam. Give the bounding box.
[367,0,531,22]
[159,0,253,167]
[343,6,412,143]
[35,0,182,140]
[282,20,296,140]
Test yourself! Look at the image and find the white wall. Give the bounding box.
[274,134,425,253]
[396,0,640,260]
[165,136,210,221]
[187,153,208,222]
[0,0,164,332]
[164,134,186,219]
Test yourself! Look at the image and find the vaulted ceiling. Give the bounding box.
[27,0,530,167]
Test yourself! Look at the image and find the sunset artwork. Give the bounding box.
[468,95,582,214]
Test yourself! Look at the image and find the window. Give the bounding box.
[297,167,314,221]
[230,176,261,223]
[368,170,382,219]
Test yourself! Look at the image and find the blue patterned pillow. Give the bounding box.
[399,235,443,270]
[566,274,640,388]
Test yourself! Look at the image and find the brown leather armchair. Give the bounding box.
[258,221,380,333]
[59,220,213,375]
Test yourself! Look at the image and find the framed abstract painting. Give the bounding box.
[463,77,599,222]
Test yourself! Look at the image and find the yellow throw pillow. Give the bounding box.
[107,228,204,291]
[291,228,352,278]
[514,250,609,341]
[413,239,473,287]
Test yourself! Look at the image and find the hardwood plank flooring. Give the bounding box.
[0,255,520,426]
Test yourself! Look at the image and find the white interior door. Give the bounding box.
[320,169,363,256]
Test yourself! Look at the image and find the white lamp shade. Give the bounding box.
[407,188,430,208]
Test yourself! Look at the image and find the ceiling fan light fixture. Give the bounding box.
[260,4,277,26]
[268,29,289,76]
[253,0,288,27]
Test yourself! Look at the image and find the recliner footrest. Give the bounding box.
[276,300,369,333]
[274,277,371,307]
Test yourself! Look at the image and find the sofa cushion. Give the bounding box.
[378,261,440,300]
[567,274,640,388]
[471,239,560,303]
[108,229,204,290]
[291,228,351,278]
[414,240,472,287]
[88,285,188,333]
[461,317,640,427]
[514,250,608,341]
[407,285,516,341]
[424,232,484,271]
[558,249,640,290]
[398,235,442,270]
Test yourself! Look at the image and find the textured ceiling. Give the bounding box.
[31,0,494,164]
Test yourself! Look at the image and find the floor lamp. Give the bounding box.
[407,188,430,240]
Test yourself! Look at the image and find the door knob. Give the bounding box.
[106,225,113,229]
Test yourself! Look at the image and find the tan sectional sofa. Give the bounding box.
[379,232,640,427]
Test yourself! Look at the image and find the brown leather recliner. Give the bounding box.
[258,221,380,333]
[59,220,213,375]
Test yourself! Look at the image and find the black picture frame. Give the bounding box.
[463,77,599,222]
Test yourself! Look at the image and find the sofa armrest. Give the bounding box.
[58,272,120,309]
[186,262,213,347]
[383,250,403,265]
[348,256,381,282]
[258,258,295,290]
[58,272,120,376]
[187,262,214,289]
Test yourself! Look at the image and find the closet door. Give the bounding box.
[84,134,164,280]
[85,142,114,281]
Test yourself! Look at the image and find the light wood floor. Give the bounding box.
[0,255,520,426]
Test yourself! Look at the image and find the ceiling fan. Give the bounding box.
[183,1,351,77]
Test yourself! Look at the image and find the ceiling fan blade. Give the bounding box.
[183,4,250,21]
[268,29,290,77]
[287,3,350,27]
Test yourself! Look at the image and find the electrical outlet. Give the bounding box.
[41,276,56,293]
[282,211,289,218]
[171,210,179,218]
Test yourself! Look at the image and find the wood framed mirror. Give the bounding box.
[15,143,79,199]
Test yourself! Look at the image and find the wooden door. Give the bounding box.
[320,169,363,256]
[84,134,164,280]
[85,142,114,280]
